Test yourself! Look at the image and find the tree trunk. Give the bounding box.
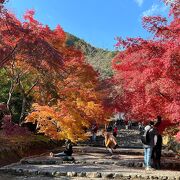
[19,79,38,125]
[19,94,26,124]
[6,80,14,117]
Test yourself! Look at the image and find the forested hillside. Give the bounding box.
[66,33,117,79]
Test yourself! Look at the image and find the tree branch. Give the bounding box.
[0,44,18,67]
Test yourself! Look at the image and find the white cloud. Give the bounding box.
[142,4,168,17]
[166,0,175,3]
[134,0,144,7]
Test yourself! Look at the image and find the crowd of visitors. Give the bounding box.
[49,116,163,172]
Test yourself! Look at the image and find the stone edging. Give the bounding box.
[19,158,180,171]
[0,168,180,179]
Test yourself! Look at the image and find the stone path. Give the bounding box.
[0,146,180,179]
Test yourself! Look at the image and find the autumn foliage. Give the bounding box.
[1,0,179,143]
[0,5,63,69]
[0,3,111,142]
[26,61,110,142]
[25,50,111,142]
[112,0,180,140]
[22,13,110,142]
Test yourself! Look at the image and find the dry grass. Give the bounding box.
[0,131,50,148]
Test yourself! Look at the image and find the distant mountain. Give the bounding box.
[66,33,117,79]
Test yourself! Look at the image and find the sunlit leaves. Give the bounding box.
[112,0,180,140]
[26,60,110,142]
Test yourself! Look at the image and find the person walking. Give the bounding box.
[103,131,118,155]
[142,121,157,171]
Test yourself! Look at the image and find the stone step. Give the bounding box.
[20,156,75,165]
[80,143,143,148]
[73,146,144,154]
[18,156,180,170]
[0,163,180,179]
[73,146,177,157]
[76,140,143,147]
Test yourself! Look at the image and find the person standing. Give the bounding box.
[152,116,162,169]
[128,120,132,129]
[91,122,98,142]
[143,121,157,171]
[138,122,143,131]
[113,123,118,137]
[152,133,162,169]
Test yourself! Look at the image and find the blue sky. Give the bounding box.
[6,0,170,50]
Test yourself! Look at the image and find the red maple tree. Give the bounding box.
[0,2,63,69]
[112,0,180,139]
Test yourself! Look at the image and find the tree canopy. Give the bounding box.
[112,0,180,140]
[0,2,112,142]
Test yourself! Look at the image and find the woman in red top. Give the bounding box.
[113,125,118,137]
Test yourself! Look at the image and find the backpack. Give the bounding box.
[140,128,151,145]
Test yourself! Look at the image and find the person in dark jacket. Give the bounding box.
[50,139,73,157]
[152,116,162,169]
[152,134,162,169]
[143,121,157,171]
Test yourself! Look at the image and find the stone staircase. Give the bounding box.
[118,129,142,147]
[78,128,143,148]
[0,146,180,179]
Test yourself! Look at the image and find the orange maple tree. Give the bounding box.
[25,24,112,140]
[19,11,111,142]
[26,59,111,142]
